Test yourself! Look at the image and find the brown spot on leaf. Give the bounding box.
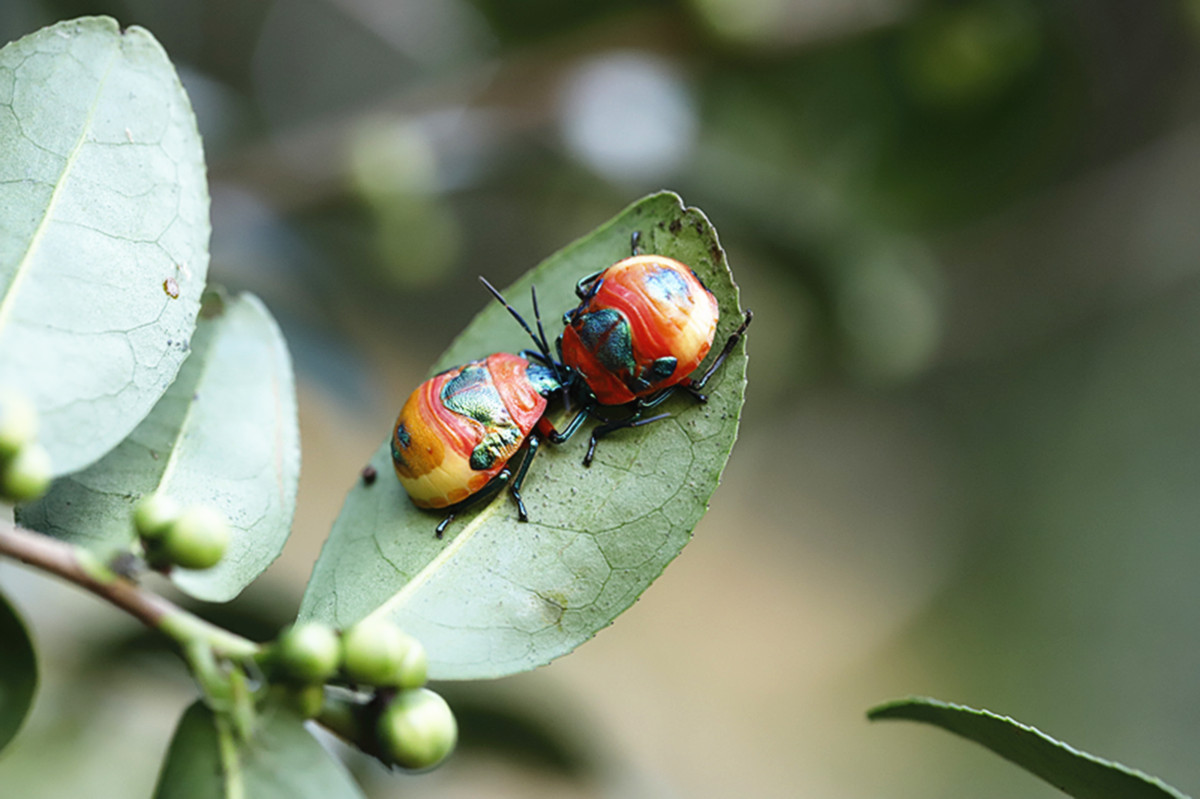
[163,277,180,299]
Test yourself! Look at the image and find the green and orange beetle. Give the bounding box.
[396,233,750,536]
[484,231,752,467]
[391,352,562,537]
[561,251,720,405]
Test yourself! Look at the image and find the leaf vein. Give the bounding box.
[0,42,121,337]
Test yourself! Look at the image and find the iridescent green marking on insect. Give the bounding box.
[441,362,524,472]
[643,356,677,385]
[578,309,636,376]
[470,426,523,470]
[441,362,511,427]
[392,422,412,468]
[525,363,562,396]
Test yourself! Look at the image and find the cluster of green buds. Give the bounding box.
[264,618,456,771]
[0,391,52,503]
[133,494,231,571]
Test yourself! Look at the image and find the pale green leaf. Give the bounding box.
[299,191,749,679]
[0,16,210,475]
[0,591,37,754]
[868,697,1191,799]
[152,701,365,799]
[18,292,299,602]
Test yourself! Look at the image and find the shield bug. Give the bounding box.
[391,352,562,537]
[482,232,751,466]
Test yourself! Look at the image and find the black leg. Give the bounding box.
[641,386,679,410]
[435,467,511,537]
[542,405,593,444]
[630,230,641,256]
[583,410,670,467]
[692,309,753,391]
[574,270,605,301]
[508,437,542,521]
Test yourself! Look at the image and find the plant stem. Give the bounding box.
[317,690,385,760]
[0,518,258,659]
[215,711,247,799]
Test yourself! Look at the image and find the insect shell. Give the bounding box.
[391,353,560,521]
[560,254,720,406]
[479,235,751,469]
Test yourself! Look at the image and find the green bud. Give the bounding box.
[162,505,230,570]
[0,443,52,503]
[377,688,457,771]
[133,493,181,540]
[394,640,428,690]
[0,391,37,459]
[341,618,427,688]
[282,683,326,719]
[275,622,341,685]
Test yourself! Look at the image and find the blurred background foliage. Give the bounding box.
[3,0,1200,797]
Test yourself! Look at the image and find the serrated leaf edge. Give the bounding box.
[868,696,1191,799]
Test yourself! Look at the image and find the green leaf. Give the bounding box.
[18,292,299,602]
[0,590,37,754]
[0,17,210,476]
[867,697,1191,799]
[152,701,365,799]
[299,191,749,679]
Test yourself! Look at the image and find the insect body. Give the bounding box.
[482,232,751,467]
[391,352,561,537]
[561,253,720,405]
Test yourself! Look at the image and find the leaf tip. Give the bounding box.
[865,695,933,721]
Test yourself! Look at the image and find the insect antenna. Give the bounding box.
[529,284,572,392]
[479,277,560,378]
[530,286,552,360]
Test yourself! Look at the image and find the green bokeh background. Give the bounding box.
[3,1,1200,797]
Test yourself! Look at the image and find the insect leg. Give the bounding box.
[692,309,753,391]
[539,406,593,445]
[508,437,542,522]
[583,410,671,467]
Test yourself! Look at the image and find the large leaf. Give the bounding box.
[0,17,210,475]
[299,191,749,679]
[152,701,365,799]
[18,292,299,602]
[0,590,37,754]
[868,697,1191,799]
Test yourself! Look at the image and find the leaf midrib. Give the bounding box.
[155,319,223,495]
[360,494,506,625]
[353,404,585,625]
[0,40,119,337]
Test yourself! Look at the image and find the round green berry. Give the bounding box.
[133,493,180,540]
[162,506,230,570]
[275,622,341,685]
[0,443,51,503]
[341,619,427,688]
[377,688,457,771]
[393,640,428,690]
[0,391,37,459]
